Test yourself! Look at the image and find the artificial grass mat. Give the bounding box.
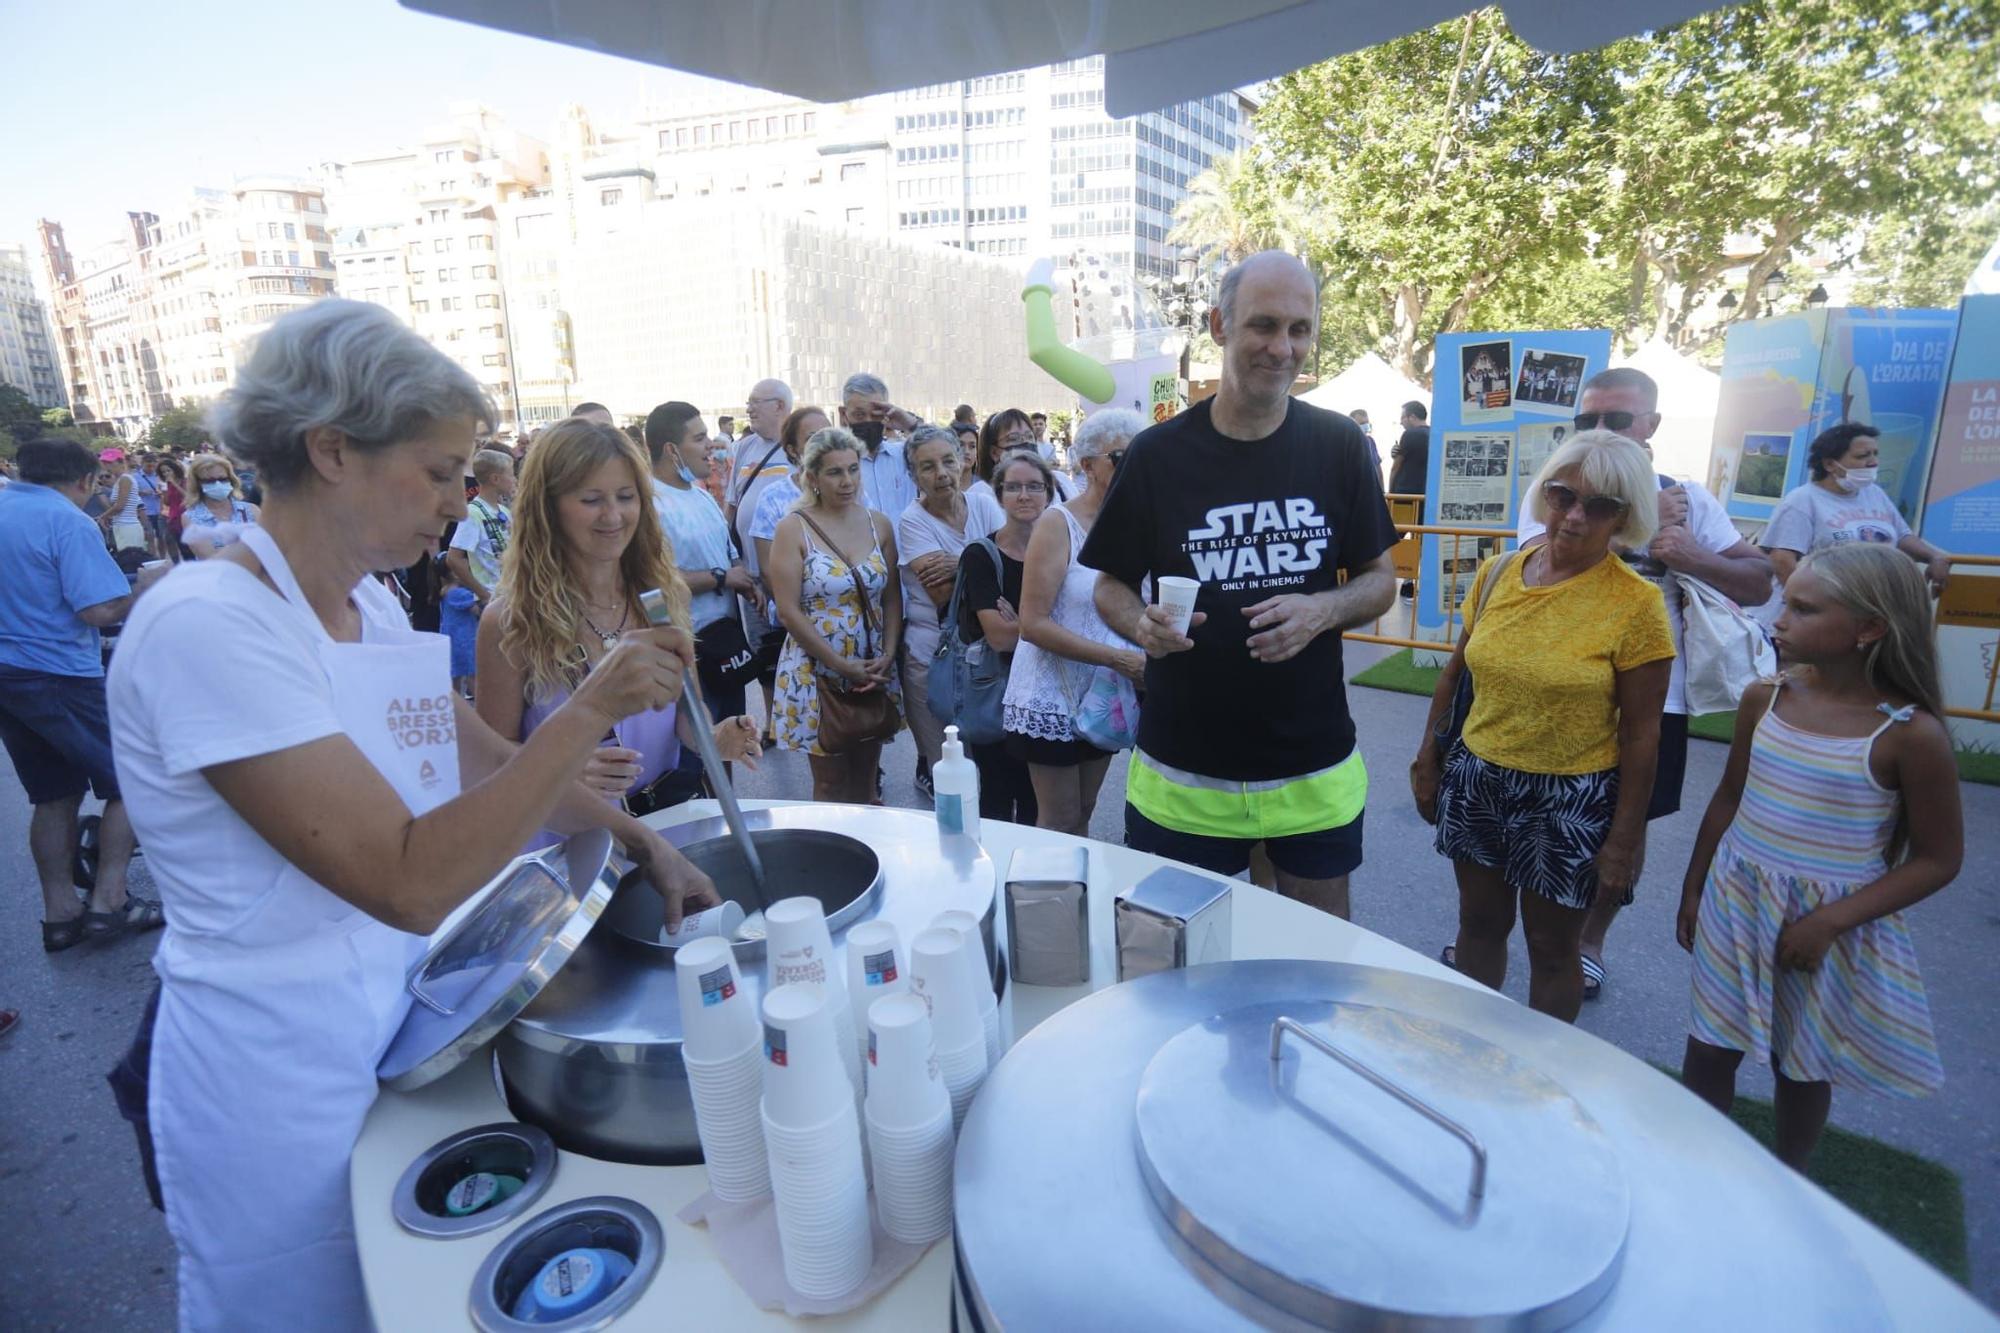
[1651,1066,1969,1285]
[1353,649,2000,786]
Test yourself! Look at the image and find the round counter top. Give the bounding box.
[352,801,1992,1331]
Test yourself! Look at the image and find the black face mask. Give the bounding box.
[851,421,885,450]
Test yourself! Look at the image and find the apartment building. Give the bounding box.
[319,103,551,431]
[38,180,335,438]
[0,243,65,410]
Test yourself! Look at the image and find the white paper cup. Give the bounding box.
[660,900,746,948]
[1157,575,1199,636]
[865,993,948,1130]
[936,1036,989,1133]
[867,1103,953,1245]
[684,1044,769,1202]
[765,896,837,989]
[845,920,906,1071]
[673,936,758,1062]
[930,910,998,1066]
[760,982,852,1127]
[909,927,986,1054]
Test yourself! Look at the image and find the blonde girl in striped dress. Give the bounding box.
[1676,543,1962,1172]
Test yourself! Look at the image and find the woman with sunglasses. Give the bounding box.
[1411,430,1675,1023]
[1003,410,1147,836]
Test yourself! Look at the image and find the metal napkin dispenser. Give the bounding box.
[1004,846,1091,987]
[1115,867,1232,982]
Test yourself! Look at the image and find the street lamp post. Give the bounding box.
[1141,253,1217,394]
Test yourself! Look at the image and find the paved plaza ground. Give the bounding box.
[2,641,1994,1328]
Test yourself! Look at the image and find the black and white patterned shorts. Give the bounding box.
[1434,743,1621,910]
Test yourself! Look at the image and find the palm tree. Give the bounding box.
[1170,152,1319,267]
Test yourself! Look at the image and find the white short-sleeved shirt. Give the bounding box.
[106,561,412,941]
[895,492,1005,656]
[1519,478,1740,716]
[448,497,510,591]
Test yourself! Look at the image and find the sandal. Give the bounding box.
[85,897,167,940]
[73,813,101,897]
[1439,943,1456,969]
[42,914,91,953]
[1580,953,1605,1001]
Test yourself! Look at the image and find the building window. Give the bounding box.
[600,188,622,206]
[747,119,761,140]
[482,353,508,367]
[412,300,431,313]
[846,207,866,224]
[803,112,816,131]
[472,264,496,279]
[476,294,500,308]
[434,238,451,253]
[284,223,297,240]
[785,114,798,133]
[440,297,462,312]
[693,125,708,146]
[840,162,866,181]
[438,268,457,282]
[728,121,741,141]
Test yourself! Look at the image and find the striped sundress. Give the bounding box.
[1690,679,1941,1095]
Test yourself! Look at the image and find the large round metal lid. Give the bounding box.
[377,829,620,1091]
[1133,1000,1627,1328]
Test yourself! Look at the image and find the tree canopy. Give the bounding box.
[1182,0,1999,385]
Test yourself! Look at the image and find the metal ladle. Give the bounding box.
[639,589,768,906]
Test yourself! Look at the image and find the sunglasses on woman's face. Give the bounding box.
[1097,449,1127,468]
[1572,410,1640,432]
[1542,480,1628,522]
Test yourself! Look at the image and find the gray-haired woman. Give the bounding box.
[104,300,717,1329]
[1003,410,1148,834]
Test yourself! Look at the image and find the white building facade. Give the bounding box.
[0,243,66,410]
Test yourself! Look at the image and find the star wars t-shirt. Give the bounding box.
[1079,398,1399,781]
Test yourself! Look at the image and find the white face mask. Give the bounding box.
[1835,465,1878,494]
[201,480,233,500]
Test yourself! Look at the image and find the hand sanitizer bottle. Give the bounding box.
[934,725,980,839]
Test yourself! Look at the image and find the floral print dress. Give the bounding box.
[772,522,903,756]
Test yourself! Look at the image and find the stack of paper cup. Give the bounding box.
[1157,575,1200,636]
[908,927,990,1133]
[760,982,874,1299]
[660,899,747,947]
[931,910,1000,1070]
[766,898,863,1113]
[673,937,768,1202]
[843,920,907,1085]
[864,993,954,1244]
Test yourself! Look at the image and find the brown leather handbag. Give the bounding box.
[798,513,901,755]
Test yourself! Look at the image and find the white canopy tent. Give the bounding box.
[1299,352,1429,423]
[1611,339,1721,486]
[400,0,1730,116]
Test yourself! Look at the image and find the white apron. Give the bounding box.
[150,526,460,1332]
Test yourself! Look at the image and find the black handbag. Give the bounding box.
[695,612,760,696]
[1431,550,1518,762]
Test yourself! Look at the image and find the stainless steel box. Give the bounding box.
[1114,867,1232,982]
[1004,846,1091,987]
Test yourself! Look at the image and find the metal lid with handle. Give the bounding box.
[377,829,623,1092]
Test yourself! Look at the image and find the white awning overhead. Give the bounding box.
[399,0,1732,115]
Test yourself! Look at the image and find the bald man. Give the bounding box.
[1084,252,1399,919]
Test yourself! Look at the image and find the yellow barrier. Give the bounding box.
[1343,511,2000,725]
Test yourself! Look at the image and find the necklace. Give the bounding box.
[580,600,629,650]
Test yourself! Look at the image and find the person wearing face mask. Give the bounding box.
[1760,423,1952,601]
[977,407,1074,503]
[839,371,922,519]
[103,303,718,1329]
[1460,366,1774,1002]
[180,453,262,558]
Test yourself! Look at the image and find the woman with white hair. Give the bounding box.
[105,300,718,1329]
[1002,409,1148,835]
[1410,430,1675,1023]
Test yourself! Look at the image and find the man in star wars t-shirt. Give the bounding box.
[1083,251,1398,920]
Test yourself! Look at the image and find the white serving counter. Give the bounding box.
[352,801,1992,1330]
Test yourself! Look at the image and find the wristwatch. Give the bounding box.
[710,566,728,588]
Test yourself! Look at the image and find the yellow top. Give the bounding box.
[1461,552,1675,775]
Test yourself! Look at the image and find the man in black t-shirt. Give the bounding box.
[1082,251,1399,919]
[1388,401,1429,496]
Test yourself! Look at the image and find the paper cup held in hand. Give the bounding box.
[1157,575,1199,637]
[659,899,746,949]
[673,935,758,1062]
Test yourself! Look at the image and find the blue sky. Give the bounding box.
[0,0,728,263]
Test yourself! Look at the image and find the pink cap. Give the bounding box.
[97,447,126,462]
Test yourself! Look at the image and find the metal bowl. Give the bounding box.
[498,805,996,1164]
[599,827,884,964]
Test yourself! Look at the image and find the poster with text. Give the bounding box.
[1920,294,2000,559]
[1439,431,1516,526]
[1458,340,1514,424]
[1516,421,1570,482]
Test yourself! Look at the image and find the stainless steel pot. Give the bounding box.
[497,805,996,1164]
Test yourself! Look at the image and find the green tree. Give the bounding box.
[1849,202,1999,310]
[41,406,73,429]
[1600,0,1999,343]
[0,383,43,439]
[144,401,211,451]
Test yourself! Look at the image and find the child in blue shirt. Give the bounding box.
[437,554,479,697]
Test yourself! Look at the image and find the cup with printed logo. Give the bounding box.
[759,981,857,1130]
[864,993,950,1131]
[844,920,907,1075]
[930,909,1000,1068]
[674,936,759,1063]
[660,899,747,949]
[1157,575,1200,637]
[863,996,953,1245]
[765,898,862,1100]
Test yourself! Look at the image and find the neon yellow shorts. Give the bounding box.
[1125,747,1368,842]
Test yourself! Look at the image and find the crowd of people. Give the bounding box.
[0,250,1968,1324]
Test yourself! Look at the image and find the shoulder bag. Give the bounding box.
[1674,573,1778,716]
[1431,549,1519,763]
[797,512,902,755]
[927,537,1009,744]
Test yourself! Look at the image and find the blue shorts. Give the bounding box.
[0,667,121,804]
[1126,804,1364,880]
